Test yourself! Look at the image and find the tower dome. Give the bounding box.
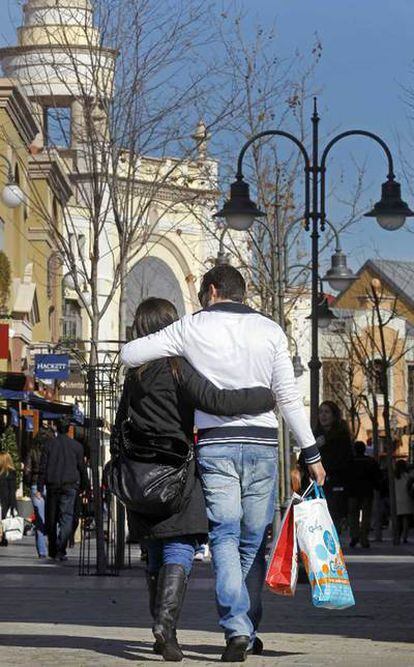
[0,0,115,102]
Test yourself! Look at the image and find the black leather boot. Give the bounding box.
[146,572,163,655]
[153,564,187,662]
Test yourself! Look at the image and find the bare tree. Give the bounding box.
[187,19,369,329]
[13,1,229,349]
[2,0,228,572]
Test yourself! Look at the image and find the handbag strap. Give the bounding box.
[313,482,326,499]
[301,481,326,501]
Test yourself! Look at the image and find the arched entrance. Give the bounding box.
[125,256,186,334]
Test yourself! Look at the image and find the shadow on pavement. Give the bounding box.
[183,643,303,661]
[0,635,160,663]
[0,634,303,663]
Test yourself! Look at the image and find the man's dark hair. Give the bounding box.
[56,417,71,435]
[199,266,246,304]
[354,441,366,457]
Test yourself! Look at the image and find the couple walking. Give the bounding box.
[120,265,325,662]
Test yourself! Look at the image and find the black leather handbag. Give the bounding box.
[107,415,193,517]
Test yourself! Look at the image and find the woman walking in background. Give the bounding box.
[24,428,53,558]
[313,401,353,532]
[394,459,414,544]
[0,452,18,547]
[112,297,274,662]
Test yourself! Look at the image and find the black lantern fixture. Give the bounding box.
[214,249,231,266]
[365,178,414,231]
[214,178,265,231]
[307,293,337,330]
[323,248,356,292]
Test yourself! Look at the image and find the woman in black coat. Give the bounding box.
[0,452,18,547]
[113,297,274,662]
[314,401,353,531]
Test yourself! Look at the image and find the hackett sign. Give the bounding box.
[35,354,70,381]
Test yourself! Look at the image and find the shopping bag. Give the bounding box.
[2,509,24,542]
[294,483,355,610]
[266,497,298,596]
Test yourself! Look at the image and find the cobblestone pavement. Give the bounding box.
[0,537,413,666]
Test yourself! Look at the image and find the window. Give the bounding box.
[368,359,388,395]
[408,365,414,421]
[62,299,82,341]
[47,252,61,299]
[52,197,59,228]
[44,106,72,148]
[78,234,86,260]
[15,164,28,221]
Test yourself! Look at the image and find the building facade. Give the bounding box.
[324,260,414,459]
[0,79,70,375]
[0,0,218,361]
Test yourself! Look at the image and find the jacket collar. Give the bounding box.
[203,301,258,314]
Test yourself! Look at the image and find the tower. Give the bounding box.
[0,0,115,150]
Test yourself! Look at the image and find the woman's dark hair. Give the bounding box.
[133,298,180,379]
[133,297,179,338]
[31,428,53,454]
[354,441,366,457]
[315,400,351,440]
[395,458,408,479]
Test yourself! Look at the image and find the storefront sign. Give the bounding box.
[35,354,70,380]
[59,372,85,397]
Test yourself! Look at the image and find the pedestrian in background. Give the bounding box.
[37,418,88,561]
[394,459,414,544]
[313,401,353,532]
[24,428,54,558]
[0,452,17,547]
[348,441,381,548]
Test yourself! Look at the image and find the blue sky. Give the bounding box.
[1,0,414,270]
[244,0,414,269]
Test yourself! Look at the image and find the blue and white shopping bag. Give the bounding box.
[294,483,355,610]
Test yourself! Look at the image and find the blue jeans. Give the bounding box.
[146,536,197,577]
[197,443,278,641]
[46,487,77,558]
[30,485,47,557]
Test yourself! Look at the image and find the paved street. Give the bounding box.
[0,537,413,666]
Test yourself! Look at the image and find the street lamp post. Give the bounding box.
[214,98,414,430]
[0,154,25,209]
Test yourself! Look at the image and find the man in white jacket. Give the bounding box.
[121,265,325,662]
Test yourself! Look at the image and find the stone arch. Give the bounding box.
[127,232,199,318]
[126,256,186,333]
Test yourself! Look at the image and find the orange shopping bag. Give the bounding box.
[265,498,298,596]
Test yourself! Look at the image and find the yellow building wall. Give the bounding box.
[26,179,63,344]
[334,269,411,457]
[335,265,414,326]
[0,81,69,370]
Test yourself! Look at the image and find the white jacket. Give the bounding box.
[121,302,320,463]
